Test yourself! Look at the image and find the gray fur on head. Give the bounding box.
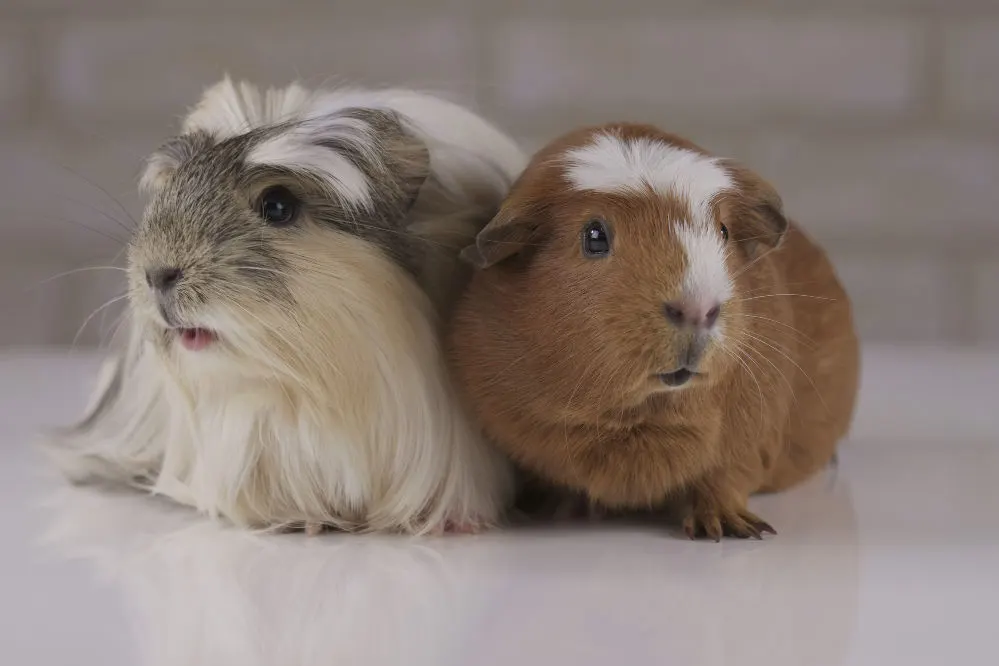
[131,77,527,319]
[140,107,431,289]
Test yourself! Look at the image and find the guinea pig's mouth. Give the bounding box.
[173,327,217,351]
[658,368,701,388]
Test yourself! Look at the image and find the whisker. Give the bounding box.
[56,194,135,236]
[736,293,835,303]
[734,337,798,406]
[742,330,829,414]
[718,342,766,439]
[36,265,128,287]
[729,246,775,280]
[738,281,823,299]
[0,210,129,247]
[50,161,139,229]
[72,293,129,349]
[742,313,818,349]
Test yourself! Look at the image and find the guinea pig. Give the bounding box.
[45,77,524,535]
[448,123,860,540]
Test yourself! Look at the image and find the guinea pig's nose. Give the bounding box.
[663,301,721,330]
[146,267,183,292]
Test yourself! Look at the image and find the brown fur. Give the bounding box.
[447,123,860,539]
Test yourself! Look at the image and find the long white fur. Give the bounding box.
[565,131,734,315]
[46,78,525,534]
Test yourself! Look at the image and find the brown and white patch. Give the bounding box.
[563,131,735,317]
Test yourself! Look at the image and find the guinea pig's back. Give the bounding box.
[313,88,526,190]
[762,223,861,491]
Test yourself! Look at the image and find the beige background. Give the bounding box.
[0,1,996,348]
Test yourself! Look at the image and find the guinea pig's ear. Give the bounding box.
[721,162,790,255]
[745,191,789,250]
[139,131,215,195]
[460,202,538,269]
[353,108,431,213]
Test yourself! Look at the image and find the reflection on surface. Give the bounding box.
[43,488,502,666]
[41,470,859,666]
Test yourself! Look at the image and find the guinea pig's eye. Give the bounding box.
[582,219,611,258]
[720,223,729,242]
[258,186,299,226]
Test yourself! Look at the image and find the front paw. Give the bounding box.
[679,492,776,541]
[427,518,490,536]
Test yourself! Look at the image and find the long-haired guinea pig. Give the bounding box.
[448,123,860,540]
[45,77,525,535]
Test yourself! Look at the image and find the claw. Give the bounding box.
[705,517,723,542]
[755,519,777,536]
[680,504,777,542]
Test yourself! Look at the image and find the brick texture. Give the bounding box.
[490,19,920,121]
[829,251,964,343]
[972,262,999,345]
[0,131,150,256]
[746,132,999,243]
[0,3,997,347]
[0,25,30,122]
[0,257,81,348]
[943,22,999,115]
[49,19,475,127]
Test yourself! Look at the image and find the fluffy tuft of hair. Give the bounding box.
[45,78,525,534]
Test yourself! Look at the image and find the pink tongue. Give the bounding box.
[179,328,215,351]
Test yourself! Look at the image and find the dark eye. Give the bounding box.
[582,219,611,257]
[720,223,729,242]
[258,186,299,226]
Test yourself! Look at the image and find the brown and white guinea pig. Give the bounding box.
[45,77,525,535]
[448,123,860,540]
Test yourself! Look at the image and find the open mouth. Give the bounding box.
[176,328,217,351]
[658,368,699,387]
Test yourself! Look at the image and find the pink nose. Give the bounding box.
[663,301,721,330]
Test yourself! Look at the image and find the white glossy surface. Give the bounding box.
[1,348,997,666]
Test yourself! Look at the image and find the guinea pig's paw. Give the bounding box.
[445,519,485,535]
[304,522,325,537]
[679,493,776,542]
[427,518,489,536]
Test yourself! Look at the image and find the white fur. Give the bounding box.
[181,77,313,139]
[247,132,374,210]
[47,79,526,534]
[563,132,732,225]
[674,222,734,311]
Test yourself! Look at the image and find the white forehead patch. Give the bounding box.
[675,223,734,308]
[563,132,732,223]
[247,129,373,210]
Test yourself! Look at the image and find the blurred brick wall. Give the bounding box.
[0,1,997,347]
